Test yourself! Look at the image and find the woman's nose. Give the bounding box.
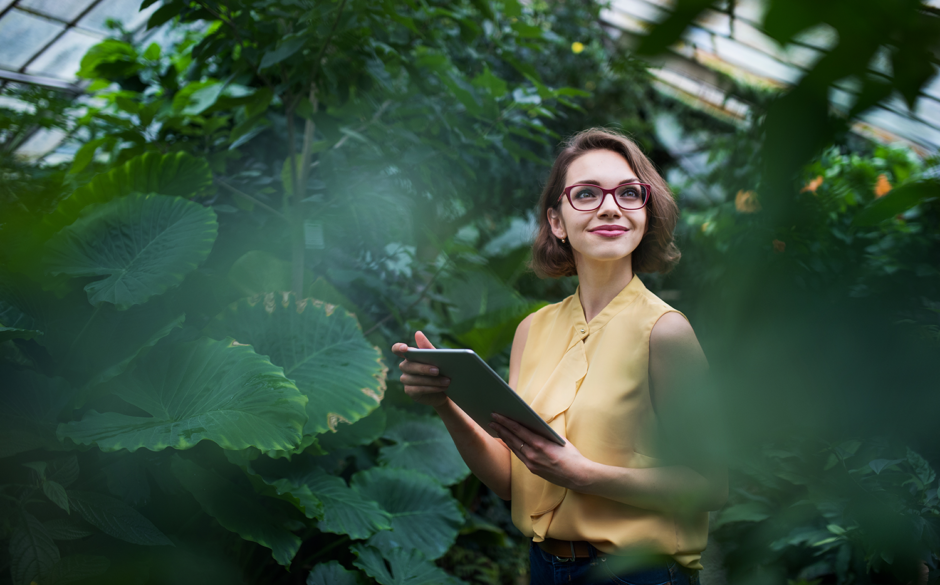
[597,193,622,216]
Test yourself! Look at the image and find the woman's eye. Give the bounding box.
[619,187,640,198]
[574,189,597,199]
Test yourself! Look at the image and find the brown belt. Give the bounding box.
[537,538,597,559]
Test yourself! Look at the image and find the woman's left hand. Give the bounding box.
[489,413,593,491]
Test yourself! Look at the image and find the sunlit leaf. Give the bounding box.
[207,293,387,437]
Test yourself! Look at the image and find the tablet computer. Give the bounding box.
[404,348,565,446]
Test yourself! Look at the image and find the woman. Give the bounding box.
[392,128,726,584]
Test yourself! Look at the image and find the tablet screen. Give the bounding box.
[404,348,565,446]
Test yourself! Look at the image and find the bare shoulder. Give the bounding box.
[649,311,707,366]
[508,313,535,389]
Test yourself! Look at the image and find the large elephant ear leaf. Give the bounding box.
[207,292,387,437]
[261,463,391,540]
[0,369,73,458]
[351,544,464,585]
[42,151,214,236]
[36,291,184,391]
[351,467,463,561]
[306,561,368,585]
[171,456,301,567]
[378,408,470,486]
[58,337,307,453]
[44,193,218,309]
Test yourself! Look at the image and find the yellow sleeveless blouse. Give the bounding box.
[510,275,709,569]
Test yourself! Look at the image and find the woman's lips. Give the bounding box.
[589,227,629,237]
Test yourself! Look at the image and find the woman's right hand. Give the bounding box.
[391,331,451,408]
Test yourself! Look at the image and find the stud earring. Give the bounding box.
[561,237,566,244]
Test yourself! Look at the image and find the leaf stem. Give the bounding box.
[363,260,449,337]
[215,179,288,222]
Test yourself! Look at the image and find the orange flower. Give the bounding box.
[801,175,823,194]
[735,190,761,213]
[773,239,786,253]
[874,174,892,198]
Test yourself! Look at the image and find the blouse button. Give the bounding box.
[580,329,585,333]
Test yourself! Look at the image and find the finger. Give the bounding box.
[399,360,440,376]
[400,374,450,387]
[391,343,412,358]
[491,413,541,445]
[490,421,525,458]
[415,330,436,350]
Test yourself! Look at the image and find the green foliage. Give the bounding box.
[712,439,939,584]
[58,337,307,453]
[44,193,219,308]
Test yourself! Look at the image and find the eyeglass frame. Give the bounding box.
[556,182,652,211]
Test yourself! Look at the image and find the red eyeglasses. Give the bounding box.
[558,183,651,211]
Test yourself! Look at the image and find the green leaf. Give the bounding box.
[264,465,391,540]
[0,369,72,457]
[206,293,387,437]
[853,180,940,226]
[472,68,508,98]
[43,481,70,514]
[869,458,904,475]
[260,35,307,69]
[352,467,463,560]
[378,408,470,486]
[68,490,171,546]
[58,337,307,453]
[227,250,314,297]
[77,39,139,79]
[47,456,80,487]
[351,544,463,585]
[636,0,713,56]
[307,561,367,585]
[318,407,387,453]
[907,448,937,487]
[281,154,304,196]
[44,518,96,541]
[171,456,301,566]
[180,81,226,116]
[712,502,772,529]
[68,137,108,175]
[48,555,110,585]
[9,511,60,585]
[0,326,43,342]
[36,293,184,390]
[44,193,219,309]
[42,151,214,238]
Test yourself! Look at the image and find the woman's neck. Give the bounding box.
[574,255,635,323]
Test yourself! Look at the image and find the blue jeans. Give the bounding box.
[529,541,700,585]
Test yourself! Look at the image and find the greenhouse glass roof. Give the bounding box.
[1,0,938,160]
[602,0,940,153]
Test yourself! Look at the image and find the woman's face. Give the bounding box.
[548,149,648,269]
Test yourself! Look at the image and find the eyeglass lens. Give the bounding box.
[569,184,648,210]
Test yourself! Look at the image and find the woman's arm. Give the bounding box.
[489,312,727,514]
[393,316,533,500]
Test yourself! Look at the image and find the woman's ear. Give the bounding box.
[548,207,566,240]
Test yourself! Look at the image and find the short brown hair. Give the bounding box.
[530,128,680,278]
